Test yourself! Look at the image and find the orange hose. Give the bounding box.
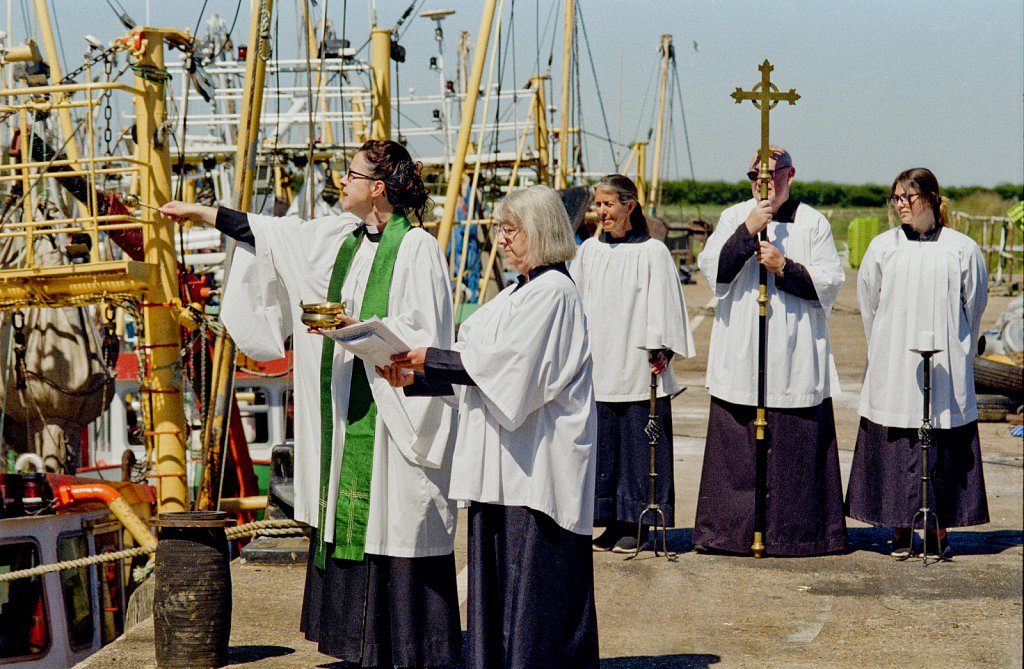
[55,484,158,550]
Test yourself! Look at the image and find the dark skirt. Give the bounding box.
[845,417,990,528]
[467,502,599,669]
[692,396,848,556]
[300,529,462,667]
[593,397,675,526]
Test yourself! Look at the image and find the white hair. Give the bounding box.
[493,185,577,267]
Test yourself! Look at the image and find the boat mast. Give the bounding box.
[199,0,274,511]
[555,0,573,190]
[436,0,498,253]
[369,28,392,139]
[648,34,672,216]
[31,0,80,167]
[131,26,192,513]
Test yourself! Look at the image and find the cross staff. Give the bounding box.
[731,60,800,199]
[729,59,799,558]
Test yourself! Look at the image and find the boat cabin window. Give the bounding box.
[94,531,124,644]
[0,540,50,660]
[57,533,94,649]
[236,387,270,446]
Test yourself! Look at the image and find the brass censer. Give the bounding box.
[299,300,348,329]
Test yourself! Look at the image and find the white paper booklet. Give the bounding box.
[322,317,410,368]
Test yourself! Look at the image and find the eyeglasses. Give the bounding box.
[344,168,377,181]
[496,224,522,242]
[890,193,922,207]
[746,167,791,182]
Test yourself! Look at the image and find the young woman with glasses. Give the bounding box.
[845,167,990,560]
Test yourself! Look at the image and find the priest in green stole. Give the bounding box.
[162,140,462,668]
[302,142,460,667]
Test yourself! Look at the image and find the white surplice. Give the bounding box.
[570,237,695,402]
[449,269,598,535]
[857,226,988,429]
[221,217,457,557]
[697,199,845,408]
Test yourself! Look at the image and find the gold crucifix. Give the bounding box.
[730,59,800,199]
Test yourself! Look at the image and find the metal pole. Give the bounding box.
[199,0,274,511]
[32,0,80,165]
[635,141,648,209]
[648,34,672,216]
[555,0,573,190]
[369,28,391,140]
[132,27,190,513]
[436,0,499,253]
[529,75,550,187]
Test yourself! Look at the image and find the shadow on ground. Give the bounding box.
[228,645,295,664]
[848,526,1023,556]
[601,653,721,668]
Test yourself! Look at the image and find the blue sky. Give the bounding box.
[9,0,1024,187]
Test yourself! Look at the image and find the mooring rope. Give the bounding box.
[0,518,306,583]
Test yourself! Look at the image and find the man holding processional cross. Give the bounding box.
[692,61,848,556]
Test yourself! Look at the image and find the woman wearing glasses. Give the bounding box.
[378,185,600,668]
[161,140,462,668]
[846,167,990,560]
[568,174,695,553]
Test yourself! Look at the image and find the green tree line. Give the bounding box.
[660,180,1023,208]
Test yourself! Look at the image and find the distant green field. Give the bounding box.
[657,203,889,244]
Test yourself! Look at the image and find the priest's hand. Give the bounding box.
[375,364,415,387]
[650,352,669,375]
[159,201,217,225]
[756,241,785,276]
[390,347,428,372]
[743,199,773,236]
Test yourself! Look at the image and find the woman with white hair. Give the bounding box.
[380,184,600,668]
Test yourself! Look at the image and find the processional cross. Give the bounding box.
[731,60,800,200]
[729,60,799,558]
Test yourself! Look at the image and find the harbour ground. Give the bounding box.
[78,267,1023,668]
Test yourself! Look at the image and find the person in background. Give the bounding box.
[846,167,989,559]
[692,146,848,556]
[379,184,600,668]
[570,174,695,553]
[161,139,461,668]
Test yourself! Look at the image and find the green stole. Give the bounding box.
[315,214,412,568]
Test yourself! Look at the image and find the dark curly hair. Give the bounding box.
[358,140,432,222]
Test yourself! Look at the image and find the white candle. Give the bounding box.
[918,330,935,351]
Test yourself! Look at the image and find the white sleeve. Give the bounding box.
[803,215,845,314]
[857,238,883,346]
[647,243,695,358]
[961,240,989,349]
[461,281,589,431]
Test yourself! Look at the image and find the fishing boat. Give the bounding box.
[0,1,697,665]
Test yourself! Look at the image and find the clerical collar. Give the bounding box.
[900,223,942,242]
[513,262,571,292]
[599,226,649,244]
[363,213,409,243]
[774,198,800,223]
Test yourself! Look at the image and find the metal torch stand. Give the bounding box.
[627,358,675,560]
[910,349,946,564]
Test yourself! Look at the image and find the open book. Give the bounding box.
[321,317,410,369]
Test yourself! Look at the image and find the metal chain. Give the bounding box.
[102,56,115,157]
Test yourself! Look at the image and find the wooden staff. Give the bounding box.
[729,60,799,557]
